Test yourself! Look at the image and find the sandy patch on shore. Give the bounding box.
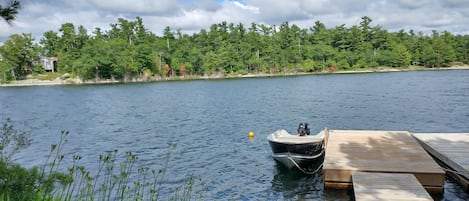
[1,77,83,87]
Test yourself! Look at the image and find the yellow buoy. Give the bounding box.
[248,131,254,138]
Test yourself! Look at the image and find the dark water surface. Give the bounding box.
[1,70,469,200]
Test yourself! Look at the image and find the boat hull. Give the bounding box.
[272,151,325,170]
[267,129,325,173]
[268,140,324,156]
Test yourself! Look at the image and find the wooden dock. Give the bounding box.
[353,172,433,201]
[323,130,445,192]
[413,133,469,191]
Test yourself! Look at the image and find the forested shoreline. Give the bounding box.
[1,16,468,82]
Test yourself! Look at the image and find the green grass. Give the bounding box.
[32,72,61,81]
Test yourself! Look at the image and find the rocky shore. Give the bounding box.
[1,66,468,87]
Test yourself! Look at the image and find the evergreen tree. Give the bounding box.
[0,0,20,24]
[0,33,37,80]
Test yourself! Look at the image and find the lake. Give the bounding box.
[1,70,469,200]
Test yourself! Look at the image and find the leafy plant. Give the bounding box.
[0,118,31,163]
[0,118,69,201]
[0,118,205,200]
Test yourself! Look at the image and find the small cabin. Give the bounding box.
[41,57,58,72]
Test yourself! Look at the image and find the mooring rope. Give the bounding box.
[441,167,469,179]
[288,157,323,175]
[288,154,324,175]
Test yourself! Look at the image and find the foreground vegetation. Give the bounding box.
[1,16,468,82]
[0,118,203,200]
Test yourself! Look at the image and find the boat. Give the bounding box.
[267,124,327,174]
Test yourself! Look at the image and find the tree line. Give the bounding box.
[1,16,468,81]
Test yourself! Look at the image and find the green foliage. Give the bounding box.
[236,69,248,75]
[0,0,21,24]
[354,58,368,68]
[0,118,205,201]
[395,44,411,67]
[0,118,69,201]
[300,59,315,72]
[0,118,31,163]
[0,33,38,81]
[47,135,204,201]
[336,59,350,70]
[35,72,60,81]
[33,64,46,75]
[39,31,59,57]
[0,148,54,200]
[203,51,223,74]
[453,35,469,63]
[421,45,438,67]
[0,60,12,82]
[0,161,41,201]
[1,16,468,82]
[376,42,411,67]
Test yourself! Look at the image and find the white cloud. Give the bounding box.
[90,0,181,15]
[146,0,259,35]
[441,0,469,8]
[0,20,11,37]
[185,0,222,12]
[232,1,259,14]
[395,0,432,9]
[246,0,309,22]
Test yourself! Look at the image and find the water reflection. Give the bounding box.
[271,162,323,200]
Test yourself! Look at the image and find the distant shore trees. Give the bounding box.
[1,16,468,81]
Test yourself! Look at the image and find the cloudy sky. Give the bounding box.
[1,0,469,42]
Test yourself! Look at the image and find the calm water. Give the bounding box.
[1,70,469,200]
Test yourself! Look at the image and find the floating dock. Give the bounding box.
[413,133,469,191]
[352,172,433,201]
[323,130,445,192]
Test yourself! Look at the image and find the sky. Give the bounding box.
[1,0,469,43]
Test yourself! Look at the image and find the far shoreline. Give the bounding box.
[1,65,469,87]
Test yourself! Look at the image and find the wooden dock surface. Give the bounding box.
[353,172,433,201]
[323,130,445,192]
[413,133,469,191]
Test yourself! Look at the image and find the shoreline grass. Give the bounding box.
[1,121,205,201]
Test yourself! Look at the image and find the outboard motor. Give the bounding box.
[304,123,311,135]
[298,123,306,136]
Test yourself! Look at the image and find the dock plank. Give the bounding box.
[413,133,469,190]
[353,172,433,201]
[324,130,445,192]
[413,133,469,179]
